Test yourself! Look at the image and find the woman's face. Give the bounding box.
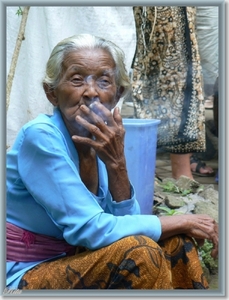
[48,48,122,135]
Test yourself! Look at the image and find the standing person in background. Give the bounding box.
[131,6,215,179]
[196,6,219,183]
[196,6,218,107]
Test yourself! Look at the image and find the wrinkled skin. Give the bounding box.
[159,214,218,259]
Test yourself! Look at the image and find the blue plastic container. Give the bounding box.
[123,119,161,215]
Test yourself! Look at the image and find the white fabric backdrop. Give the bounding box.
[6,6,136,148]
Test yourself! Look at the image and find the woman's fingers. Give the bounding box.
[79,104,108,127]
[196,216,219,259]
[112,106,123,127]
[75,114,105,137]
[194,238,205,247]
[211,247,218,259]
[211,222,219,259]
[87,102,115,127]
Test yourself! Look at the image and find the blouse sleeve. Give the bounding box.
[17,122,162,249]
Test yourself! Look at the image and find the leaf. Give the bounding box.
[16,7,23,16]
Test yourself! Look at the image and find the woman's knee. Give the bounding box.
[108,235,172,289]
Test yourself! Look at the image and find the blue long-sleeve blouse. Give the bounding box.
[6,108,162,288]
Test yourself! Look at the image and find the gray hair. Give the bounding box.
[43,33,131,99]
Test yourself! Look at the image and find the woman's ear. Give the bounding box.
[43,83,58,106]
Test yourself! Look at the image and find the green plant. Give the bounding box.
[155,206,183,216]
[158,181,192,196]
[181,189,192,196]
[199,240,218,273]
[196,185,205,193]
[16,7,23,16]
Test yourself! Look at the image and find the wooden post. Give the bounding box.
[6,6,30,112]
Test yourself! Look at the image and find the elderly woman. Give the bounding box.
[6,34,218,290]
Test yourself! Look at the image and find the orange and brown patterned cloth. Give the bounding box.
[18,234,208,289]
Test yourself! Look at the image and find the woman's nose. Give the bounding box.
[83,76,99,99]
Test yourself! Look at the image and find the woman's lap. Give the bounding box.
[18,235,208,289]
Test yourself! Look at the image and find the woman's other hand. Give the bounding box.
[159,214,218,259]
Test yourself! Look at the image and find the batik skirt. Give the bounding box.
[18,234,209,289]
[131,6,206,153]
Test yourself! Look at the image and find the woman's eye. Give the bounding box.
[71,77,84,86]
[97,78,111,88]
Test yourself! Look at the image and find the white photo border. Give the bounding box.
[1,0,227,298]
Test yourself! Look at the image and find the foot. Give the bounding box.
[190,155,215,177]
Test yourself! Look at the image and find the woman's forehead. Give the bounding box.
[63,48,116,71]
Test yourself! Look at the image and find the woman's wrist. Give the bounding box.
[159,215,189,240]
[107,171,131,202]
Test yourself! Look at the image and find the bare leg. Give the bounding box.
[170,153,193,180]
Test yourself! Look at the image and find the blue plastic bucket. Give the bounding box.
[123,119,161,215]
